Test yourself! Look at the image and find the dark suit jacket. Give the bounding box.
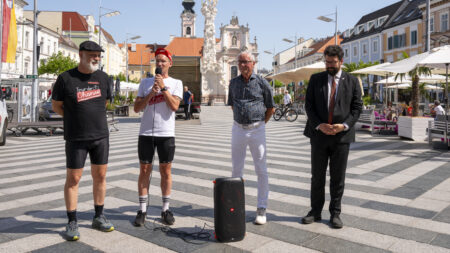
[303,71,363,143]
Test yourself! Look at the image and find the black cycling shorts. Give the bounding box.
[138,136,175,164]
[65,137,109,169]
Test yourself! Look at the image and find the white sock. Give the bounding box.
[139,195,148,213]
[162,195,170,211]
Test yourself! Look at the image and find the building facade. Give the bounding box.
[383,0,425,62]
[216,16,258,83]
[2,1,61,80]
[24,11,124,76]
[341,1,403,64]
[120,43,165,82]
[274,38,315,74]
[419,0,450,49]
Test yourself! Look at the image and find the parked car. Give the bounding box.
[39,97,62,121]
[176,101,201,119]
[0,88,8,146]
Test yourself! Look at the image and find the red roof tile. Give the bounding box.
[119,43,166,65]
[287,36,343,63]
[165,37,204,57]
[62,12,89,32]
[97,26,115,44]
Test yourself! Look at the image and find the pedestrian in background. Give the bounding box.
[183,86,193,120]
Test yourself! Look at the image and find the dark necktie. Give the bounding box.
[328,78,336,124]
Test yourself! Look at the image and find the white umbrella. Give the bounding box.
[376,74,445,84]
[380,45,450,145]
[375,76,411,84]
[351,62,392,75]
[378,52,432,74]
[417,45,450,73]
[294,61,326,81]
[120,82,139,91]
[350,62,395,104]
[418,46,450,125]
[417,74,447,84]
[269,67,302,84]
[386,83,411,89]
[424,84,443,90]
[270,61,325,84]
[351,63,392,98]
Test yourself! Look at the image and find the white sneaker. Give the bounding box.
[254,208,267,225]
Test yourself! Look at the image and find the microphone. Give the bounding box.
[154,67,163,90]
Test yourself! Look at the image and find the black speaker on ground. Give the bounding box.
[213,177,245,242]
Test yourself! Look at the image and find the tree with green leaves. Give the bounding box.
[38,52,78,76]
[114,73,127,82]
[343,60,379,99]
[271,79,284,88]
[395,52,432,117]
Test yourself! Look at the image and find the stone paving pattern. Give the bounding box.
[0,107,449,252]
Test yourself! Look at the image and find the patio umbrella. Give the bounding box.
[375,76,411,84]
[373,76,409,103]
[379,45,450,145]
[386,83,411,89]
[351,62,392,75]
[417,45,450,146]
[424,84,443,90]
[269,67,303,84]
[270,61,325,84]
[351,62,395,104]
[378,52,432,74]
[416,74,446,84]
[291,61,326,81]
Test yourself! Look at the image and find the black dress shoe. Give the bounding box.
[330,214,343,229]
[133,210,146,227]
[301,211,321,224]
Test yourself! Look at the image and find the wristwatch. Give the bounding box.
[161,87,167,92]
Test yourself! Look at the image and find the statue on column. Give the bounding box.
[201,0,227,104]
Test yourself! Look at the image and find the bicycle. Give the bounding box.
[273,104,298,122]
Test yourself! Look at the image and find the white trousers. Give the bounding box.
[231,121,269,208]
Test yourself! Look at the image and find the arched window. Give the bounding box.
[232,36,237,46]
[186,27,191,35]
[231,66,238,78]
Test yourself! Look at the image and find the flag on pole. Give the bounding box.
[2,0,17,63]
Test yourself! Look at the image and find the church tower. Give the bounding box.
[181,0,196,37]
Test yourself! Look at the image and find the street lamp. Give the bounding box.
[124,33,141,82]
[282,36,298,69]
[264,49,276,92]
[98,1,120,69]
[140,48,152,80]
[317,7,338,45]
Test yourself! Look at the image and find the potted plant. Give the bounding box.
[395,52,433,141]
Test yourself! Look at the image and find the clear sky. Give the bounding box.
[24,0,401,70]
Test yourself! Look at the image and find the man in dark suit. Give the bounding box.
[302,45,362,229]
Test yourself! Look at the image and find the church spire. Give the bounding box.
[181,0,196,37]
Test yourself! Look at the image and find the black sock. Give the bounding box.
[94,205,104,218]
[67,210,77,223]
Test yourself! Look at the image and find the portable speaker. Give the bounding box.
[213,177,245,242]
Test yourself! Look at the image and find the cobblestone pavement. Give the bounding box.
[0,106,449,252]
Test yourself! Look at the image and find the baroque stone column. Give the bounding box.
[201,0,226,104]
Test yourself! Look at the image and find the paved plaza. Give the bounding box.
[0,106,449,252]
